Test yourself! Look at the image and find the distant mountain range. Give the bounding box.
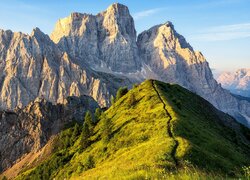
[217,68,250,98]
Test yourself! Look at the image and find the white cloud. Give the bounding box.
[133,8,164,20]
[190,23,250,42]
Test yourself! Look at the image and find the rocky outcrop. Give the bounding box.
[0,95,98,172]
[51,3,141,73]
[0,27,132,109]
[217,69,250,97]
[137,22,250,127]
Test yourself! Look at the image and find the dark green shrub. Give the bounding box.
[84,155,95,170]
[116,87,128,101]
[128,93,136,106]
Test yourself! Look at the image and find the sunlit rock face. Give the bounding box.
[0,26,132,109]
[137,22,215,91]
[0,3,249,126]
[217,69,250,97]
[51,3,141,73]
[137,22,250,127]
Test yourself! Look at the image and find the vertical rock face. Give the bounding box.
[0,28,60,109]
[137,22,250,127]
[138,22,217,92]
[97,3,141,72]
[0,96,99,171]
[0,27,132,109]
[50,13,100,67]
[50,3,141,73]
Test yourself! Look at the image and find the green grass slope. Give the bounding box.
[16,80,250,179]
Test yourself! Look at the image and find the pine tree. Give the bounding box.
[64,135,70,149]
[101,115,113,143]
[80,123,90,150]
[94,108,102,124]
[70,123,80,145]
[84,111,93,131]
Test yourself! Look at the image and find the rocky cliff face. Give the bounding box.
[137,22,250,127]
[217,69,250,97]
[137,22,217,93]
[50,3,141,73]
[0,3,249,127]
[0,26,132,109]
[0,95,98,172]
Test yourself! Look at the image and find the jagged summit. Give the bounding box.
[138,21,193,51]
[50,2,140,73]
[70,12,86,18]
[31,27,43,35]
[164,21,174,26]
[159,21,175,29]
[104,3,130,14]
[30,27,51,41]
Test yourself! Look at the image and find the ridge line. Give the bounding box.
[151,80,179,167]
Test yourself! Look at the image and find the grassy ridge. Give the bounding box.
[16,80,250,179]
[155,81,250,176]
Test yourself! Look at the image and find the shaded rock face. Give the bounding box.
[0,95,99,172]
[217,69,250,97]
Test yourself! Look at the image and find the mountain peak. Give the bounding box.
[69,12,86,19]
[107,3,129,12]
[236,68,250,76]
[31,27,46,37]
[102,3,130,18]
[163,21,174,28]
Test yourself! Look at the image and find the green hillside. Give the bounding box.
[16,80,250,179]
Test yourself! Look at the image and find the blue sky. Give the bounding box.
[0,0,249,72]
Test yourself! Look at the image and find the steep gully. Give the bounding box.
[151,80,179,167]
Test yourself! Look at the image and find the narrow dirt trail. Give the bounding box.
[152,80,179,167]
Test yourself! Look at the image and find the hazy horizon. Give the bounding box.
[0,0,249,72]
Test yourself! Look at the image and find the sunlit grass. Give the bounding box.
[17,80,250,179]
